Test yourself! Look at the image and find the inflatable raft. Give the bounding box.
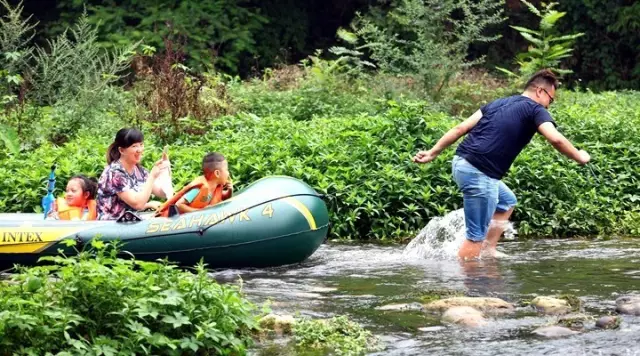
[0,176,329,270]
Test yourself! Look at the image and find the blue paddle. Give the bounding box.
[41,164,57,219]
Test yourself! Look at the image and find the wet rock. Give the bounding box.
[595,316,621,329]
[424,297,514,314]
[308,286,338,293]
[532,325,579,338]
[441,306,487,327]
[375,302,425,312]
[531,296,571,315]
[557,313,591,329]
[259,314,296,336]
[615,295,640,315]
[418,326,447,332]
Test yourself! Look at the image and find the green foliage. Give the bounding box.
[0,1,138,146]
[49,0,267,73]
[351,0,505,97]
[496,1,584,87]
[229,64,383,121]
[0,0,35,108]
[0,241,258,355]
[557,0,640,90]
[27,12,137,143]
[2,88,638,240]
[131,40,235,144]
[292,316,381,355]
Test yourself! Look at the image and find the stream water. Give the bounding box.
[212,209,640,355]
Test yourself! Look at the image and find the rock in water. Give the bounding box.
[441,306,487,328]
[532,325,579,338]
[595,316,621,329]
[259,314,296,336]
[425,297,514,314]
[615,295,640,315]
[531,296,571,315]
[557,313,591,330]
[375,303,425,312]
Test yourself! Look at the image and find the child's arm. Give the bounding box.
[175,188,202,213]
[221,181,233,201]
[45,201,59,220]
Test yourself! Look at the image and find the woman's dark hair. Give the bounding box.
[70,175,98,200]
[106,128,144,164]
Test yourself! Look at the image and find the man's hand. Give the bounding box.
[413,150,438,164]
[577,149,591,165]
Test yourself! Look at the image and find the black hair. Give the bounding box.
[69,175,98,200]
[524,69,560,91]
[106,128,144,164]
[202,152,226,174]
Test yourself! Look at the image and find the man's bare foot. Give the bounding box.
[481,248,509,259]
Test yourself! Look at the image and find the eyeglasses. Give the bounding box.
[536,87,555,105]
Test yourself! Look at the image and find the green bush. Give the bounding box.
[228,64,385,121]
[0,240,258,355]
[292,316,381,356]
[0,90,638,240]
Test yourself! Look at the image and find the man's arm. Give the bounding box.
[413,109,483,163]
[537,122,590,165]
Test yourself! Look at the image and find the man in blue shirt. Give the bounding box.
[413,69,591,260]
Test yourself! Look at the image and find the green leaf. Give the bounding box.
[510,26,541,36]
[162,312,191,329]
[0,123,21,155]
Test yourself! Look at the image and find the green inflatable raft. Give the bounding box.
[0,176,330,270]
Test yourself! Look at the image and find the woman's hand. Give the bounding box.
[150,159,170,179]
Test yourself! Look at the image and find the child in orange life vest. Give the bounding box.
[156,152,232,217]
[47,175,98,220]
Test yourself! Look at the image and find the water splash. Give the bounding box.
[403,209,518,260]
[403,209,467,260]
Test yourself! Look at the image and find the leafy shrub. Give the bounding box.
[292,316,381,356]
[438,69,515,117]
[0,0,34,109]
[0,1,137,146]
[131,39,234,144]
[350,0,505,98]
[496,0,583,87]
[0,90,638,240]
[229,63,383,121]
[0,240,258,355]
[48,0,267,73]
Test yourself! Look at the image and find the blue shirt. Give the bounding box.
[456,95,555,179]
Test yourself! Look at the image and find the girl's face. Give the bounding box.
[119,141,144,165]
[65,178,89,207]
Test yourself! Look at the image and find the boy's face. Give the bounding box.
[214,160,230,182]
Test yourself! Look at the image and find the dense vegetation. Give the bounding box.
[1,0,638,241]
[7,0,639,90]
[0,241,258,355]
[0,1,638,353]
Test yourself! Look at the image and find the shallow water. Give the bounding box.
[213,236,640,355]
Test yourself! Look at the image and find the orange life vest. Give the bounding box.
[56,197,97,221]
[156,176,225,217]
